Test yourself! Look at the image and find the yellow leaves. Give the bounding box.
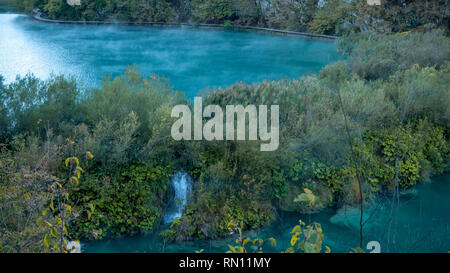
[268,237,277,247]
[44,221,53,228]
[65,204,72,216]
[227,245,237,253]
[284,247,294,253]
[55,181,62,188]
[44,234,51,248]
[65,157,79,168]
[228,236,250,253]
[87,203,95,220]
[293,188,316,207]
[70,176,79,185]
[297,241,305,251]
[73,157,80,166]
[74,167,84,178]
[399,31,411,36]
[290,232,300,246]
[50,227,57,237]
[50,199,55,212]
[252,238,263,246]
[350,247,365,253]
[86,152,94,160]
[74,171,81,179]
[290,225,301,234]
[227,221,236,234]
[282,220,329,253]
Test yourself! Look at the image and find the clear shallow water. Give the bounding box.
[85,175,450,253]
[0,14,340,98]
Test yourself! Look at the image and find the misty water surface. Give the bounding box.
[0,14,340,97]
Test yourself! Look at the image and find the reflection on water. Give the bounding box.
[85,175,449,253]
[0,14,341,97]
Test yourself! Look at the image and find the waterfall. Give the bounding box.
[164,172,192,224]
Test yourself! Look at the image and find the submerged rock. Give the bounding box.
[329,205,376,231]
[399,188,419,199]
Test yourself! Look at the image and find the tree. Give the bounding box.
[191,0,236,24]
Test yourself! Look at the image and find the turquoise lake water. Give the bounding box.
[0,14,340,98]
[0,12,448,253]
[84,175,450,253]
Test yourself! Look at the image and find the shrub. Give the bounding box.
[338,30,450,80]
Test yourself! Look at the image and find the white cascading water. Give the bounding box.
[163,172,192,224]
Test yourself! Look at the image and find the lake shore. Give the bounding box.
[32,9,337,41]
[1,5,448,254]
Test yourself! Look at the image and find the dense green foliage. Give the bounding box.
[0,24,449,249]
[12,0,450,35]
[221,218,331,253]
[0,70,186,244]
[164,30,449,239]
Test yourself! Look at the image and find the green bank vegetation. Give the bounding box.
[1,27,449,252]
[11,0,450,35]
